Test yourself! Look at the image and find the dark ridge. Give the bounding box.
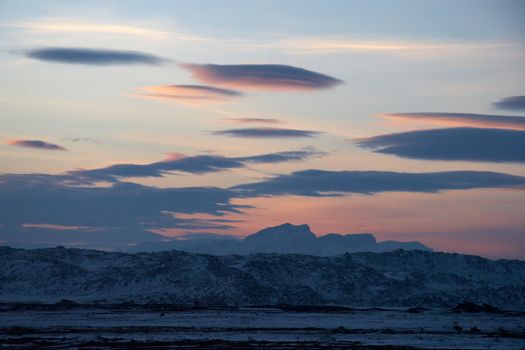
[451,301,504,314]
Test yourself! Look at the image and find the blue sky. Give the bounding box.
[1,0,524,258]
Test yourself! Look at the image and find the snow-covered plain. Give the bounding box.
[1,306,524,349]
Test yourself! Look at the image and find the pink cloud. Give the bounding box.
[182,63,343,91]
[6,139,68,151]
[380,112,525,130]
[138,84,243,103]
[22,223,88,231]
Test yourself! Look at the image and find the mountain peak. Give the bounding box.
[245,223,315,241]
[242,223,316,254]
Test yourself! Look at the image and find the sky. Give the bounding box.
[1,0,525,258]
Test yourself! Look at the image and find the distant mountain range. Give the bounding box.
[1,246,524,308]
[130,223,432,255]
[1,223,431,255]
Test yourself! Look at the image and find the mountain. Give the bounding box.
[0,224,431,256]
[241,223,317,254]
[130,223,432,255]
[0,223,430,254]
[1,246,524,308]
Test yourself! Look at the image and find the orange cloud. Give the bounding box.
[138,84,244,104]
[379,112,525,130]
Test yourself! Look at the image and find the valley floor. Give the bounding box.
[1,304,524,349]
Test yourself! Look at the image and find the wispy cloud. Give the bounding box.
[8,20,514,56]
[278,37,511,55]
[493,95,525,111]
[63,137,99,143]
[4,20,209,41]
[222,118,282,124]
[182,63,343,91]
[357,127,525,163]
[214,127,320,138]
[232,170,525,197]
[22,223,90,231]
[69,148,325,183]
[24,47,167,65]
[138,84,244,103]
[6,139,68,151]
[235,148,326,163]
[4,20,169,38]
[379,112,525,130]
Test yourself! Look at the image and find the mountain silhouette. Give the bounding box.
[130,223,432,255]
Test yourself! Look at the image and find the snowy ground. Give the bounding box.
[1,305,524,349]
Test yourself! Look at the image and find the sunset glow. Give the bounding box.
[1,0,524,258]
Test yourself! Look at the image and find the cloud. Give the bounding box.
[222,118,282,124]
[231,170,525,197]
[69,148,325,183]
[2,161,525,250]
[1,146,323,248]
[138,84,243,103]
[0,174,242,229]
[0,174,244,250]
[71,156,245,182]
[22,223,89,231]
[12,21,170,38]
[278,38,510,55]
[63,137,98,143]
[24,47,166,65]
[182,63,343,91]
[214,127,320,138]
[493,95,525,111]
[5,20,211,42]
[379,112,525,131]
[356,128,525,163]
[236,148,326,163]
[6,139,67,151]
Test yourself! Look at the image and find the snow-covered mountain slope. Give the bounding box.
[130,223,432,255]
[1,246,524,309]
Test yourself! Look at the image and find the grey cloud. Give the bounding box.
[25,47,166,65]
[493,95,525,111]
[0,174,242,250]
[3,164,525,250]
[69,148,324,183]
[356,127,525,163]
[231,170,525,197]
[0,165,254,250]
[222,118,282,124]
[236,149,326,163]
[6,139,67,151]
[214,127,320,138]
[63,137,99,143]
[0,175,242,230]
[183,63,343,91]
